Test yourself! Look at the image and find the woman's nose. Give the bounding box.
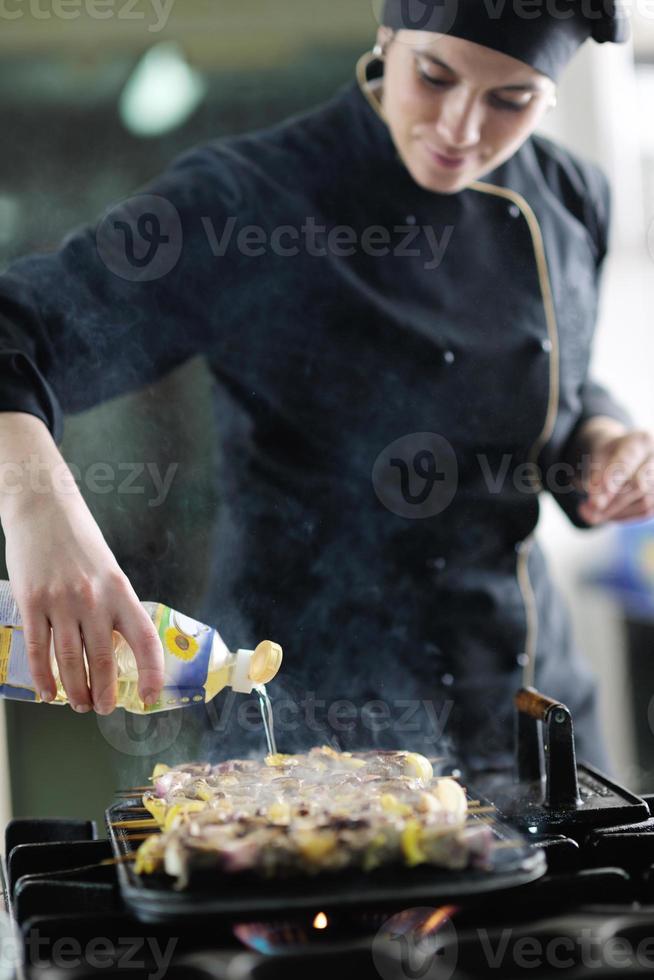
[434,91,483,150]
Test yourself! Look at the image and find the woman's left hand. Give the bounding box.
[575,417,654,526]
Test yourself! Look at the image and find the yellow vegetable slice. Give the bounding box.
[267,801,291,825]
[402,753,433,782]
[194,781,214,802]
[143,795,168,827]
[295,830,338,865]
[380,793,413,818]
[163,800,206,832]
[134,834,165,875]
[433,777,467,821]
[265,753,294,768]
[401,819,427,866]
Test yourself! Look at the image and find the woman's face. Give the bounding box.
[380,31,556,194]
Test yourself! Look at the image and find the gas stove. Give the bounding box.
[5,688,654,980]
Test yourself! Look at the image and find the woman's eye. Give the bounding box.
[415,63,452,89]
[414,59,533,113]
[491,95,532,113]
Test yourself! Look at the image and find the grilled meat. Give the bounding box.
[133,747,492,887]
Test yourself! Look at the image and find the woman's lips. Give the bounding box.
[423,142,469,170]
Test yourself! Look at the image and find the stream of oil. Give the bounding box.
[255,685,277,756]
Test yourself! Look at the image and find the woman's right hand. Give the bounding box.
[0,415,164,715]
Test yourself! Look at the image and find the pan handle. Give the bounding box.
[514,687,581,809]
[515,687,564,722]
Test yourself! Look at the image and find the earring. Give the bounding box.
[373,42,385,58]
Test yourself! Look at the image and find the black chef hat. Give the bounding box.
[381,0,629,80]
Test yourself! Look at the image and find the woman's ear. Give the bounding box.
[374,26,394,58]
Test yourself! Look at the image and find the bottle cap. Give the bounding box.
[248,640,283,685]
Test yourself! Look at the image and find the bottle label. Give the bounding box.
[0,583,37,701]
[150,604,216,711]
[0,583,227,709]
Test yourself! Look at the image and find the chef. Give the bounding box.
[0,0,652,771]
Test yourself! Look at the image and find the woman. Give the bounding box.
[0,0,651,771]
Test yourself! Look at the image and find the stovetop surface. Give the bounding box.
[6,793,654,980]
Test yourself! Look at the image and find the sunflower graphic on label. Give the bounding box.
[164,611,211,662]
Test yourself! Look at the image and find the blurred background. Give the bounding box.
[0,0,652,829]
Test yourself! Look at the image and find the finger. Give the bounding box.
[21,610,56,703]
[50,617,92,712]
[586,483,645,523]
[82,618,118,716]
[593,455,654,522]
[113,604,164,705]
[594,439,652,509]
[606,494,654,524]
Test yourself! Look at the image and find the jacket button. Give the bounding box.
[541,338,553,353]
[508,203,521,218]
[443,350,455,365]
[441,673,455,687]
[427,557,447,572]
[406,214,417,225]
[517,653,529,667]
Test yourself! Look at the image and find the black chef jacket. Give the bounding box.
[0,60,631,771]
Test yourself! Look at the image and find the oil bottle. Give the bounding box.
[0,581,282,714]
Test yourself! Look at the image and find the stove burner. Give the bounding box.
[233,909,395,953]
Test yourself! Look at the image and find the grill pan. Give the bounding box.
[106,792,546,924]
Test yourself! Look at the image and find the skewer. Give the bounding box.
[466,805,496,815]
[125,832,160,842]
[111,818,159,830]
[26,855,138,875]
[116,786,151,793]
